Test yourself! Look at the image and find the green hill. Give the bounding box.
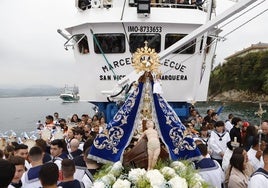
[209,50,268,101]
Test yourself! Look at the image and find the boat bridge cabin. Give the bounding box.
[60,0,217,121]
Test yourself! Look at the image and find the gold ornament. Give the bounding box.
[132,41,161,74]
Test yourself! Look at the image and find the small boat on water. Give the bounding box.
[59,85,80,102]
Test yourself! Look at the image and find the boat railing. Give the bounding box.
[129,0,203,9]
[76,0,204,11]
[64,34,86,50]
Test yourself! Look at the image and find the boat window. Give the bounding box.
[73,34,89,54]
[93,33,125,54]
[165,34,196,54]
[129,33,161,53]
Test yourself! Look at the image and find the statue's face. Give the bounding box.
[147,121,154,128]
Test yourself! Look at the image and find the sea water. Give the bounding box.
[0,96,95,137]
[0,96,267,137]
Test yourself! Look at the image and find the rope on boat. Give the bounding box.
[90,29,117,79]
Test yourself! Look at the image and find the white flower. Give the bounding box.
[128,168,147,183]
[92,181,106,188]
[191,181,202,188]
[160,167,177,179]
[192,173,203,182]
[190,174,204,188]
[112,179,131,188]
[101,174,116,185]
[170,161,187,172]
[110,161,124,177]
[168,176,188,188]
[146,169,165,187]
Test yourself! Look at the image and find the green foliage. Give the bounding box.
[136,177,151,188]
[94,163,113,179]
[154,158,171,170]
[209,50,268,95]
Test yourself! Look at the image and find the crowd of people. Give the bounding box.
[0,112,105,188]
[184,107,268,188]
[1,108,268,188]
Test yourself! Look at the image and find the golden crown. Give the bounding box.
[132,41,161,74]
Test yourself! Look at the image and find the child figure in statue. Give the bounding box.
[139,120,160,170]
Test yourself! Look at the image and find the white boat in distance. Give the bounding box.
[60,85,80,103]
[58,0,260,121]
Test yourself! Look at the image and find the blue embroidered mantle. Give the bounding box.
[88,76,200,163]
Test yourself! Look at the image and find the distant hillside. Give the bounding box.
[209,50,268,102]
[0,86,61,98]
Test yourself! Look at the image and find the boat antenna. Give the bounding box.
[90,29,117,79]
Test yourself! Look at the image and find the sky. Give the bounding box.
[0,0,267,88]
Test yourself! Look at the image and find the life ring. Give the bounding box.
[91,0,101,8]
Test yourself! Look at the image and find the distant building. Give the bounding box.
[225,42,268,61]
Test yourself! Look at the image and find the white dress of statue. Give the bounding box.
[153,74,163,94]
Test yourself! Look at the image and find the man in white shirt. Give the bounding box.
[14,144,31,170]
[248,147,268,188]
[50,139,69,169]
[261,120,268,142]
[247,135,266,171]
[21,146,43,188]
[225,113,234,132]
[195,144,224,188]
[208,121,230,166]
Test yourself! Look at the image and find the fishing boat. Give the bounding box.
[58,0,260,122]
[59,85,80,102]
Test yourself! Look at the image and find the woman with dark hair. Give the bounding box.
[224,147,254,186]
[243,125,258,151]
[228,153,248,188]
[70,114,81,125]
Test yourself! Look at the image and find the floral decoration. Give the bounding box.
[92,161,210,188]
